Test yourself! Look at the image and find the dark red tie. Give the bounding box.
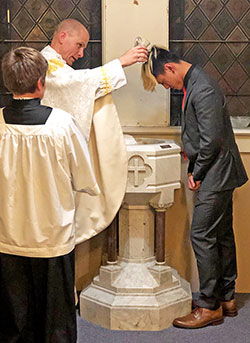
[182,87,187,160]
[182,87,186,111]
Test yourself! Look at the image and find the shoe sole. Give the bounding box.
[173,317,224,329]
[223,310,238,317]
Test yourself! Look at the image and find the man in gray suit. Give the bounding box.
[142,47,248,329]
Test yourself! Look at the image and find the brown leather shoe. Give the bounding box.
[173,306,224,329]
[220,299,238,317]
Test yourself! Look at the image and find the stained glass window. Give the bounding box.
[169,0,250,126]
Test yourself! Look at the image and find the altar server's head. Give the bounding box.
[2,47,48,97]
[51,19,90,66]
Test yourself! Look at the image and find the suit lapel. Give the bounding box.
[181,66,202,137]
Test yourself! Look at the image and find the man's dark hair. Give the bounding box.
[141,46,182,91]
[151,47,181,77]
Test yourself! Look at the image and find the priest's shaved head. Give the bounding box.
[51,19,90,66]
[2,47,48,95]
[53,18,89,38]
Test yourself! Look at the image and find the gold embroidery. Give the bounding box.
[47,59,64,75]
[100,66,112,95]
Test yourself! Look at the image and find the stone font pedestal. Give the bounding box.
[80,204,191,330]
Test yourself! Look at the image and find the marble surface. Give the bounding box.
[119,205,154,260]
[80,259,191,330]
[79,138,192,330]
[125,138,181,207]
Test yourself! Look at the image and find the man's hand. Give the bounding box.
[188,173,201,191]
[119,46,148,67]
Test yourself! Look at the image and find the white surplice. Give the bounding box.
[41,46,128,244]
[0,108,99,258]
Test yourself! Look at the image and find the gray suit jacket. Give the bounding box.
[181,65,248,192]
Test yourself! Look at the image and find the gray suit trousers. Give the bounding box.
[191,189,236,310]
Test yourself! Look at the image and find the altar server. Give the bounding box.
[0,47,99,342]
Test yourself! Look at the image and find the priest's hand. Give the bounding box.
[188,173,201,192]
[119,46,148,67]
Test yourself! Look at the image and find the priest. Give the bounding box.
[41,19,148,244]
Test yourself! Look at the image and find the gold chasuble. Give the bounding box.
[41,46,128,244]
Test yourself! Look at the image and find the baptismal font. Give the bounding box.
[80,136,191,330]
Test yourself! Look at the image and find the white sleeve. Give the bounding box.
[93,59,127,99]
[47,58,126,99]
[65,120,100,196]
[57,59,127,99]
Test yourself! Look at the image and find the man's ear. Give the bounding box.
[58,31,66,44]
[37,78,41,91]
[37,78,44,91]
[163,63,176,73]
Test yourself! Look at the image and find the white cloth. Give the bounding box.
[0,108,99,258]
[41,46,128,244]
